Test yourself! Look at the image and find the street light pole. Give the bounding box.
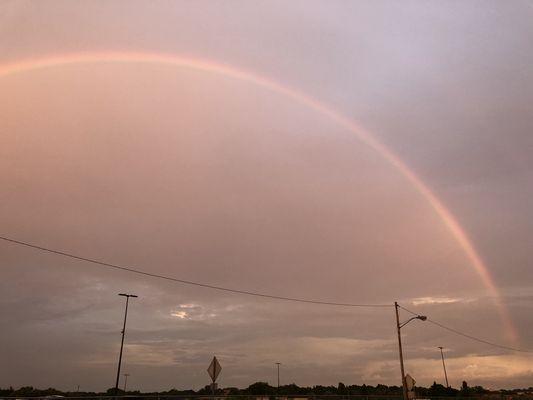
[395,302,408,400]
[275,362,281,391]
[123,374,130,392]
[115,293,138,396]
[438,347,449,388]
[395,302,427,400]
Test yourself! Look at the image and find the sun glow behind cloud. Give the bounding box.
[411,297,469,306]
[398,354,533,389]
[170,303,218,321]
[171,311,189,319]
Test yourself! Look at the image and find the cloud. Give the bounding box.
[1,0,532,392]
[411,297,469,306]
[400,354,533,390]
[171,311,189,319]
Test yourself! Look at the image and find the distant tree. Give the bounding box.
[471,386,488,395]
[0,387,14,396]
[337,382,347,395]
[197,384,216,395]
[106,388,124,396]
[14,386,36,396]
[279,383,307,395]
[428,381,448,396]
[375,384,390,395]
[246,382,274,395]
[223,387,241,395]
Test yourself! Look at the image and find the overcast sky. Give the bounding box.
[1,0,532,392]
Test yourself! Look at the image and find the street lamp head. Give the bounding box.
[399,314,427,328]
[118,293,138,298]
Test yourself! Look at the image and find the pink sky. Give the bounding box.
[1,0,532,391]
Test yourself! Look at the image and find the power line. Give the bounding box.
[0,235,391,308]
[398,304,532,353]
[2,235,531,353]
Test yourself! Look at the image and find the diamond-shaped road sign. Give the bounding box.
[207,356,222,382]
[405,374,416,391]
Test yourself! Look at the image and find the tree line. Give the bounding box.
[1,381,531,398]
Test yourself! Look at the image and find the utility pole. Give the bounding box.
[438,347,449,388]
[395,302,408,400]
[275,362,281,392]
[123,373,130,392]
[395,302,427,400]
[114,293,138,396]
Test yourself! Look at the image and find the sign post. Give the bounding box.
[405,374,416,399]
[207,356,222,396]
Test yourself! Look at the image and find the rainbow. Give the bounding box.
[0,51,518,342]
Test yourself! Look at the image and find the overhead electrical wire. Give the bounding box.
[1,235,531,353]
[398,305,532,353]
[0,235,390,308]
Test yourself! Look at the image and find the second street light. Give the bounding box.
[115,293,138,396]
[395,302,426,400]
[438,346,449,388]
[275,362,281,393]
[123,373,130,392]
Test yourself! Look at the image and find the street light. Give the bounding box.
[275,362,281,392]
[115,293,138,396]
[438,347,449,388]
[123,373,130,392]
[394,302,426,400]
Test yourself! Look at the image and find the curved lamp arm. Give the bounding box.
[399,315,427,329]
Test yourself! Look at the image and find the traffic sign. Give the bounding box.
[405,374,416,391]
[207,356,222,382]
